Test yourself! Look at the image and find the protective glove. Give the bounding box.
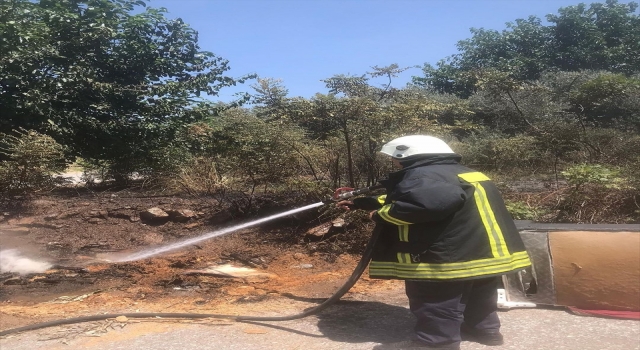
[351,196,383,211]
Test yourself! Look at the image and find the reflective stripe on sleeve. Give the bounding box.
[458,172,491,182]
[458,172,508,258]
[377,204,412,225]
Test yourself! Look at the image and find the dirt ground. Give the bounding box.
[0,187,397,333]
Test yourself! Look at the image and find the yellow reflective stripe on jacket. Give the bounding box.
[371,251,531,279]
[377,251,529,271]
[397,224,409,242]
[458,172,508,258]
[377,195,410,242]
[397,252,411,264]
[458,172,491,183]
[377,204,411,225]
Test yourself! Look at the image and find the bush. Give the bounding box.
[505,200,549,221]
[554,164,639,223]
[166,156,228,196]
[457,131,545,174]
[561,164,623,192]
[0,129,67,194]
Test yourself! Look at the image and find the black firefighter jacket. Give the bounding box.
[366,156,531,281]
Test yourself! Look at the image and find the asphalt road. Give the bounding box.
[1,289,638,350]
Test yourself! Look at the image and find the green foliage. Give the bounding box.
[469,76,575,134]
[414,0,640,97]
[0,0,253,178]
[250,78,290,121]
[172,108,312,193]
[457,132,544,173]
[561,164,623,190]
[169,156,227,196]
[505,201,548,221]
[571,73,640,130]
[0,0,636,226]
[0,129,67,193]
[556,163,638,223]
[547,0,640,75]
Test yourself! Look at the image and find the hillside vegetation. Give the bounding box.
[1,0,639,224]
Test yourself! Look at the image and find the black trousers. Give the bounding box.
[405,277,501,346]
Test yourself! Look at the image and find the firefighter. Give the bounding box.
[338,135,531,349]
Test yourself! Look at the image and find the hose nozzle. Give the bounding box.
[323,184,384,204]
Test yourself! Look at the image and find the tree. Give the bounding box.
[250,77,290,121]
[0,0,253,176]
[548,0,640,74]
[413,0,640,97]
[570,73,640,130]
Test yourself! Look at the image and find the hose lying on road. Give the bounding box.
[0,226,381,337]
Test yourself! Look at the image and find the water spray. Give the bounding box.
[115,183,383,262]
[115,202,325,262]
[0,183,386,336]
[0,249,52,275]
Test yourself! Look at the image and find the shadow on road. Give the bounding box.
[315,299,415,344]
[244,297,415,344]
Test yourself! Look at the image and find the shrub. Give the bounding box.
[554,164,638,223]
[505,201,543,220]
[457,131,545,174]
[561,164,623,192]
[0,129,67,194]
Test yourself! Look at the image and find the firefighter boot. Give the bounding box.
[460,324,504,346]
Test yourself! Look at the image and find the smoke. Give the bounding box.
[0,249,52,274]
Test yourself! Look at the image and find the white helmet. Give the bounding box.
[379,135,455,159]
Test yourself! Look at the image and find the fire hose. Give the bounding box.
[0,185,384,337]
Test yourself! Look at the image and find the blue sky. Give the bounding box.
[147,0,622,102]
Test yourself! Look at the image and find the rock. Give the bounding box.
[293,253,307,260]
[115,316,128,323]
[88,210,108,219]
[184,222,202,229]
[304,220,345,241]
[304,222,332,241]
[87,218,103,224]
[167,209,197,222]
[139,208,169,222]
